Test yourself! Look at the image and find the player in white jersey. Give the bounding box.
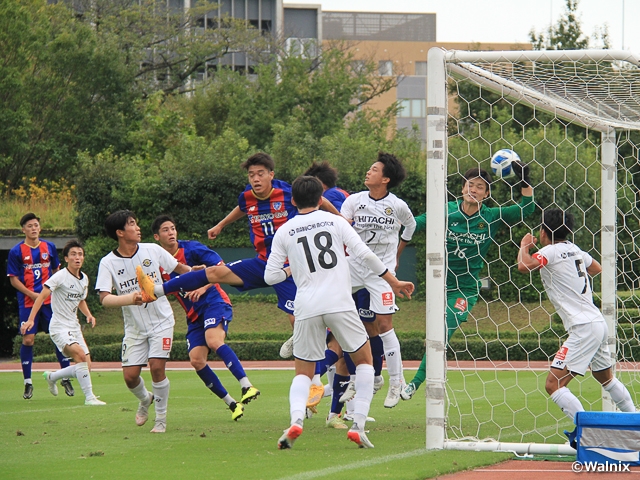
[340,152,417,408]
[21,240,105,405]
[265,176,415,449]
[518,209,635,444]
[96,210,191,433]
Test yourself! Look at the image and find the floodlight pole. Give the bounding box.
[425,47,448,450]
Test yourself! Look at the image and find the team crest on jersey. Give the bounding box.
[289,229,295,236]
[273,202,283,211]
[42,252,49,260]
[478,222,486,229]
[142,259,152,267]
[384,207,393,216]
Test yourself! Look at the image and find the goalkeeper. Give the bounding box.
[402,162,534,400]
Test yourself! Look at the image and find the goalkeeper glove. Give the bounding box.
[511,161,531,189]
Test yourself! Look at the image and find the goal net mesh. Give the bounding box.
[432,49,640,447]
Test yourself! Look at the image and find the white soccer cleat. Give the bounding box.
[150,418,166,433]
[43,371,58,396]
[277,422,303,449]
[384,382,403,408]
[373,375,385,394]
[135,393,154,426]
[279,336,294,359]
[347,429,374,449]
[401,382,416,401]
[343,413,375,422]
[85,397,107,406]
[338,380,356,403]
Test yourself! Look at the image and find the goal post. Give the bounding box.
[425,48,640,453]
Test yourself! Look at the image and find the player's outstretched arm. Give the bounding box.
[264,231,289,285]
[511,161,533,197]
[20,286,52,334]
[381,271,414,300]
[517,233,542,273]
[208,206,246,240]
[99,291,144,307]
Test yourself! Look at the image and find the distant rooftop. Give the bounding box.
[323,11,436,42]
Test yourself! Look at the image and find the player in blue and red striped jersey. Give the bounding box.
[137,153,340,336]
[7,213,73,399]
[151,215,258,421]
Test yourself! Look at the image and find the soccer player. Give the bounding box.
[95,210,191,433]
[264,176,415,449]
[7,212,74,399]
[340,152,417,408]
[518,209,635,439]
[401,164,534,401]
[151,215,259,421]
[21,240,105,405]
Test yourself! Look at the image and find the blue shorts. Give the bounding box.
[226,256,296,314]
[19,304,53,336]
[186,305,232,353]
[353,289,375,323]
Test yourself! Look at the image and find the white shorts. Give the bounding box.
[551,322,612,375]
[293,310,368,362]
[348,257,397,315]
[49,328,89,356]
[121,327,174,367]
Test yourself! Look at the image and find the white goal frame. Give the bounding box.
[425,48,640,454]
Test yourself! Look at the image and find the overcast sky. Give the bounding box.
[292,0,640,52]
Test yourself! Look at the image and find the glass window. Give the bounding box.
[398,99,411,118]
[378,60,393,76]
[397,99,426,118]
[415,61,427,76]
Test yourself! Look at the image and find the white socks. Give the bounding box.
[129,377,151,402]
[49,365,77,382]
[551,386,585,421]
[351,364,374,431]
[380,329,403,384]
[290,374,311,426]
[152,378,170,418]
[74,362,95,399]
[604,378,636,412]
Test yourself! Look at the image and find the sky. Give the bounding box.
[292,0,640,52]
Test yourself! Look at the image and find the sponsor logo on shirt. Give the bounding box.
[24,256,31,261]
[248,211,289,223]
[554,346,569,361]
[285,300,295,310]
[162,337,172,351]
[358,308,374,319]
[454,298,467,312]
[382,292,393,306]
[117,269,125,275]
[353,215,396,225]
[289,229,296,236]
[24,262,50,270]
[204,318,218,328]
[358,205,366,210]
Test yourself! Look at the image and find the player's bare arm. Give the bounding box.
[382,271,414,300]
[208,206,246,240]
[78,300,96,328]
[587,259,602,276]
[517,233,542,272]
[20,286,52,334]
[9,276,39,301]
[99,291,144,307]
[174,263,191,275]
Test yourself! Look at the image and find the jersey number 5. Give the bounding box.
[297,232,338,273]
[574,259,588,294]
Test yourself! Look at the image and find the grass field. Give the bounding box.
[0,369,517,480]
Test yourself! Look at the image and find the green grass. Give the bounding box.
[0,197,75,231]
[0,369,517,480]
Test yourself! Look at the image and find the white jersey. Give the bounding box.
[265,210,388,321]
[341,191,416,269]
[45,268,89,332]
[534,241,604,330]
[96,243,178,338]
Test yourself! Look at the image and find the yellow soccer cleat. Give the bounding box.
[136,266,157,301]
[306,384,324,408]
[241,386,260,404]
[229,401,244,421]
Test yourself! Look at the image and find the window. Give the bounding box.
[415,61,427,76]
[378,60,393,77]
[351,60,367,75]
[398,99,426,118]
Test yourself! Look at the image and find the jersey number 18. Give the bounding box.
[297,232,338,273]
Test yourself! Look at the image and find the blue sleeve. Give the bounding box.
[185,241,223,267]
[48,242,60,270]
[7,246,22,276]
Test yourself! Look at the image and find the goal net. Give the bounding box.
[425,48,640,453]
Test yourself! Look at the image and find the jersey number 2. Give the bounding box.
[297,232,338,273]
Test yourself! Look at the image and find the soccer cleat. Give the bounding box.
[150,418,166,433]
[564,428,577,449]
[140,290,156,303]
[305,406,317,419]
[384,382,403,408]
[60,378,74,396]
[85,397,107,406]
[401,382,417,401]
[229,402,244,421]
[277,422,303,450]
[347,429,374,449]
[373,375,385,394]
[241,386,260,404]
[136,266,157,301]
[339,380,356,403]
[23,383,33,400]
[135,393,154,426]
[343,413,375,423]
[307,384,324,408]
[326,414,348,429]
[279,336,294,359]
[43,372,58,396]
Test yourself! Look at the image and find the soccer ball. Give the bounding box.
[490,149,519,179]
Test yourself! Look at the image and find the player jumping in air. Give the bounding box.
[518,209,636,445]
[8,212,74,399]
[264,176,415,449]
[152,215,259,421]
[96,210,191,433]
[21,240,105,405]
[402,162,534,401]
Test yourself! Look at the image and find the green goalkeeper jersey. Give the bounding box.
[415,195,534,292]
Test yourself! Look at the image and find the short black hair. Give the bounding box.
[541,209,574,241]
[151,215,175,235]
[292,176,324,209]
[20,213,40,227]
[241,152,275,171]
[62,240,84,258]
[463,167,493,188]
[377,152,406,189]
[303,161,338,189]
[104,210,137,241]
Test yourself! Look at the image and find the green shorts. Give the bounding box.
[446,290,478,341]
